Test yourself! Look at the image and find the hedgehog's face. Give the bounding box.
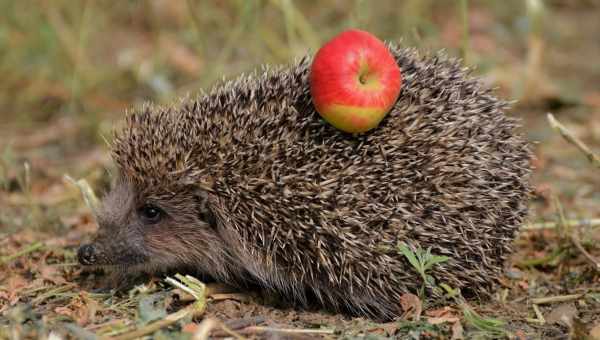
[77,176,229,280]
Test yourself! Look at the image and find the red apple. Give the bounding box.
[310,29,402,133]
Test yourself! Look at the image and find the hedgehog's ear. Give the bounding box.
[182,175,216,227]
[194,188,217,229]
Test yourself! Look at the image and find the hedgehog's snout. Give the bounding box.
[77,243,97,265]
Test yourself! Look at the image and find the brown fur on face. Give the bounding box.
[79,177,240,283]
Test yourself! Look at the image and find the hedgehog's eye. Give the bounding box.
[138,204,163,224]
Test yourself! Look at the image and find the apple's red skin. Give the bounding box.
[310,29,402,133]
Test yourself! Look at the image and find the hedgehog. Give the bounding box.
[77,43,531,320]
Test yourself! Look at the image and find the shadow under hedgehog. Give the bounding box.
[77,43,532,320]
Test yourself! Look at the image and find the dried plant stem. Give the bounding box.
[525,304,545,325]
[459,0,470,64]
[551,193,600,272]
[64,175,99,213]
[570,233,600,272]
[111,302,205,340]
[545,113,600,271]
[192,318,246,340]
[205,317,267,338]
[216,324,246,340]
[523,218,600,230]
[192,318,221,340]
[531,294,585,305]
[238,326,336,335]
[547,113,600,168]
[31,283,77,305]
[0,241,43,264]
[192,318,333,339]
[522,0,545,101]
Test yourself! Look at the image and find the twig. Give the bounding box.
[570,233,600,272]
[547,113,600,168]
[110,302,205,340]
[211,316,265,339]
[531,294,585,305]
[192,318,246,340]
[525,304,545,325]
[64,175,99,213]
[192,318,220,340]
[551,194,600,272]
[85,319,127,331]
[522,218,600,230]
[210,293,251,302]
[210,317,266,338]
[238,326,335,335]
[522,0,546,102]
[0,242,44,264]
[219,324,246,340]
[31,283,77,305]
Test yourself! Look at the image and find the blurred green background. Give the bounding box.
[2,0,598,126]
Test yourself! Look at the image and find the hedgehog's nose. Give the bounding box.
[78,244,96,265]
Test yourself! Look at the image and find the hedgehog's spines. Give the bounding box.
[109,43,531,319]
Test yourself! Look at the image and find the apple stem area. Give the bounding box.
[357,62,372,85]
[356,61,380,89]
[359,73,368,85]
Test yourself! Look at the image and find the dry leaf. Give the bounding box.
[55,306,76,319]
[545,303,578,327]
[6,275,29,305]
[426,306,457,317]
[515,329,527,340]
[399,293,422,321]
[54,293,99,326]
[428,315,460,325]
[182,322,200,333]
[517,280,529,290]
[427,306,459,325]
[39,264,67,285]
[451,320,464,340]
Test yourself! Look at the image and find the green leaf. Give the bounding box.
[423,255,450,271]
[439,283,460,298]
[398,242,422,273]
[462,305,506,336]
[425,274,436,286]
